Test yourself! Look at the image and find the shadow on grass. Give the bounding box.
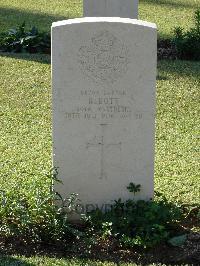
[0,7,71,33]
[0,52,50,65]
[0,256,35,266]
[140,0,199,9]
[158,60,200,78]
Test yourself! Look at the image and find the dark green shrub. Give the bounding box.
[0,175,185,249]
[173,9,200,60]
[86,187,183,248]
[0,22,50,54]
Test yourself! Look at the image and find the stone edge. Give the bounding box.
[52,17,157,29]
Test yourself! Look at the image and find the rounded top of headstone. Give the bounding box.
[52,17,157,30]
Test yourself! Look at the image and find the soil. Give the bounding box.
[0,211,199,265]
[0,230,199,265]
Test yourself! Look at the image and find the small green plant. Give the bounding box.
[86,183,183,248]
[0,169,80,244]
[0,22,50,53]
[127,182,141,194]
[173,9,200,60]
[101,222,113,239]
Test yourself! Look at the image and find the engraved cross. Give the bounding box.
[86,124,121,179]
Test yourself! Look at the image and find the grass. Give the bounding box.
[0,0,199,38]
[139,0,200,38]
[0,255,187,266]
[0,54,199,207]
[0,0,82,34]
[0,256,141,266]
[0,54,52,201]
[155,60,200,204]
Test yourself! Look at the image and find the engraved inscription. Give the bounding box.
[64,88,135,121]
[86,124,121,179]
[78,31,130,84]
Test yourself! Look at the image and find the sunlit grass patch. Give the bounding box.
[0,54,199,206]
[155,60,200,204]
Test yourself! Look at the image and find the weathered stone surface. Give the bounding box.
[84,0,138,19]
[52,18,157,215]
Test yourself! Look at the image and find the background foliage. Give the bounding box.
[173,9,200,60]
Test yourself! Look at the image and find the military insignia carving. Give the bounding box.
[78,31,130,84]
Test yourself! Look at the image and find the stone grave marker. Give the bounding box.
[52,5,157,215]
[84,0,138,19]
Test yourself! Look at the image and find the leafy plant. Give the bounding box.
[127,183,141,194]
[0,169,80,244]
[101,222,113,239]
[0,22,50,53]
[86,184,183,248]
[173,9,200,60]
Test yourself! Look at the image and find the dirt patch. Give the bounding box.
[0,231,199,265]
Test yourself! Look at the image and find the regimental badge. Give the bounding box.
[78,31,130,84]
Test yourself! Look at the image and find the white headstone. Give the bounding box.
[52,17,157,215]
[84,0,138,19]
